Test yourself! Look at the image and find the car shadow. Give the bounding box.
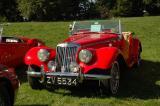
[117,59,160,99]
[48,59,160,99]
[16,59,160,100]
[15,65,28,83]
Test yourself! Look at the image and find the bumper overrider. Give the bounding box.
[27,65,112,86]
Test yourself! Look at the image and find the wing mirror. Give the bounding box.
[69,24,72,31]
[69,24,73,36]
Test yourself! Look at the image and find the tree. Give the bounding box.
[17,0,99,21]
[144,0,160,15]
[111,0,144,17]
[0,0,20,21]
[17,0,46,21]
[95,0,116,18]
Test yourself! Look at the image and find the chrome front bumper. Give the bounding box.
[27,71,112,80]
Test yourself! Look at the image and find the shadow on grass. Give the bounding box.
[15,65,28,83]
[117,59,160,99]
[49,59,160,99]
[16,59,160,100]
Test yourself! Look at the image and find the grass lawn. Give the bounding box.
[3,16,160,106]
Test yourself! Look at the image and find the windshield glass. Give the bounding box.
[71,20,122,35]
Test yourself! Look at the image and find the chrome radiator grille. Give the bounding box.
[56,43,80,72]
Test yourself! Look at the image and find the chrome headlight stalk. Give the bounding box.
[79,49,93,64]
[37,49,50,62]
[47,60,57,72]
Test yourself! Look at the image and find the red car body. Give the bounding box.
[25,20,142,94]
[0,65,19,105]
[0,36,44,67]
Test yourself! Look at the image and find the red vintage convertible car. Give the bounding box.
[25,20,142,94]
[0,65,19,105]
[0,23,45,67]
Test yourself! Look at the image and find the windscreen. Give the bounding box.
[71,20,122,35]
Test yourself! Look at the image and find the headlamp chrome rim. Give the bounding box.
[37,49,50,62]
[79,49,93,64]
[47,60,56,71]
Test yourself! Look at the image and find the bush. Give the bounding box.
[0,16,8,22]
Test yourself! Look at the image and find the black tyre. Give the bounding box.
[137,48,142,67]
[134,47,142,68]
[27,66,43,90]
[0,82,12,106]
[101,61,120,95]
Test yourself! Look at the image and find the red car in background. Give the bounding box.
[25,20,142,95]
[0,23,45,67]
[0,65,19,105]
[0,36,44,67]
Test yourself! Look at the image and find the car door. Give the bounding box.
[0,43,15,67]
[10,42,31,67]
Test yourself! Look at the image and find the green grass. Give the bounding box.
[3,16,160,106]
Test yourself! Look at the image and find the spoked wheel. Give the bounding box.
[0,83,12,106]
[100,61,120,95]
[109,61,120,94]
[27,66,43,90]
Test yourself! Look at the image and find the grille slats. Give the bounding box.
[56,43,79,72]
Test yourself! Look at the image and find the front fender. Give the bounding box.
[20,37,45,46]
[27,39,45,47]
[80,47,120,74]
[24,46,56,67]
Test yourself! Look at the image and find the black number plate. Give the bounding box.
[46,76,77,86]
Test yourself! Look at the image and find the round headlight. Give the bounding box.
[37,49,50,62]
[48,60,56,71]
[69,62,80,73]
[79,49,92,63]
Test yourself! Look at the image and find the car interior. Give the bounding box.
[0,37,24,43]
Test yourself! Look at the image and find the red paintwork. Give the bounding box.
[25,31,141,74]
[0,36,45,67]
[0,65,19,104]
[64,33,118,46]
[79,47,120,74]
[25,46,56,71]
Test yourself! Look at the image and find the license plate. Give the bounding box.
[46,76,77,86]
